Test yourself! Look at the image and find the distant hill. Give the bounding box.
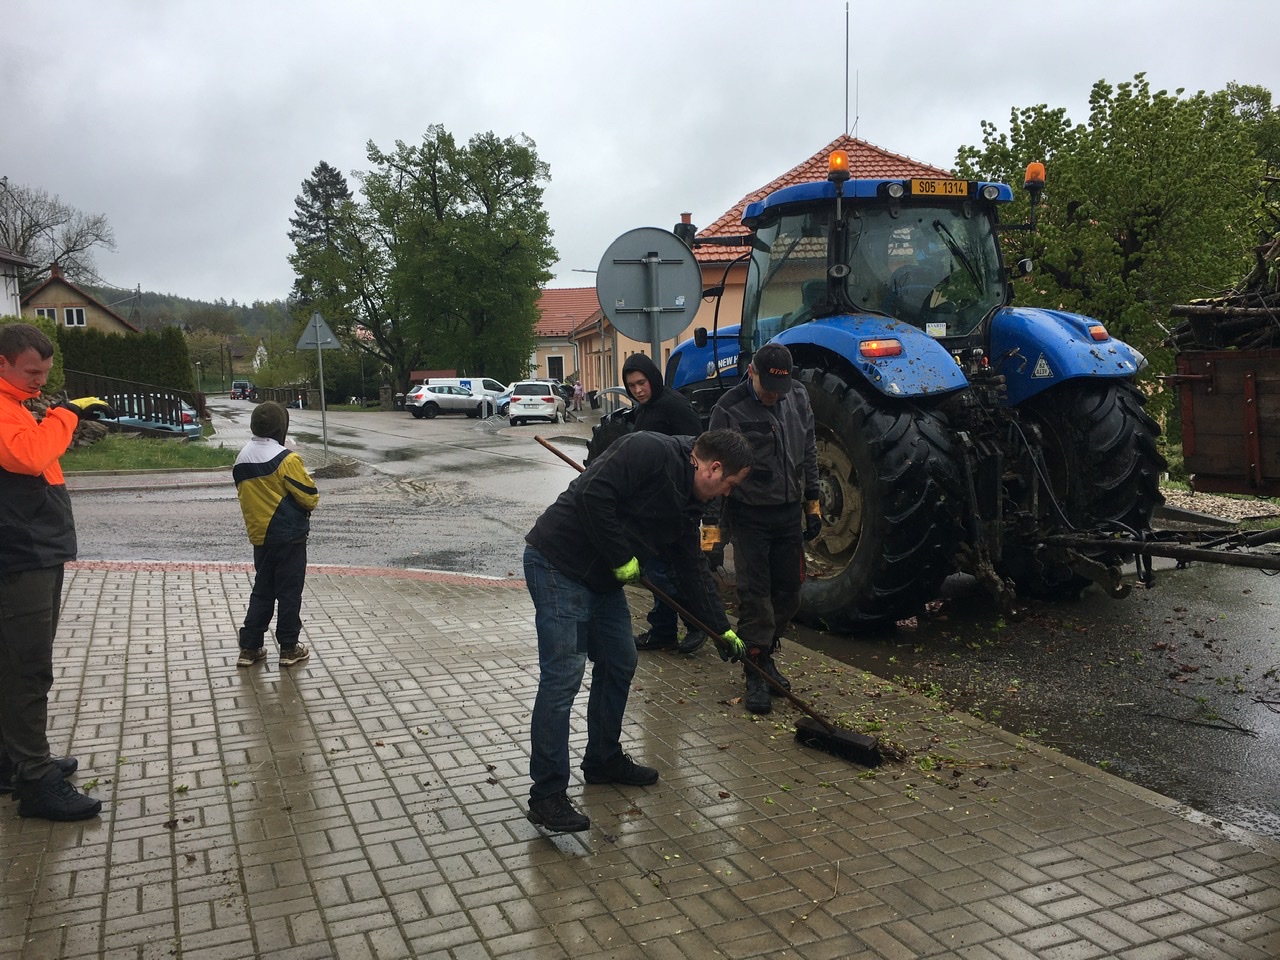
[79,284,292,337]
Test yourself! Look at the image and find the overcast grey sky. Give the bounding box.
[3,0,1277,305]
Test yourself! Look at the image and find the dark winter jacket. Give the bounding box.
[708,377,819,508]
[622,354,703,437]
[525,431,731,632]
[0,378,78,572]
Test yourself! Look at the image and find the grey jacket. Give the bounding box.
[708,377,819,508]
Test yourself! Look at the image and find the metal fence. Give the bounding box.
[63,369,199,430]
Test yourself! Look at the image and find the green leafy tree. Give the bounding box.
[956,74,1267,371]
[289,125,557,391]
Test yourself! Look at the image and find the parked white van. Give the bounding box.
[427,377,507,399]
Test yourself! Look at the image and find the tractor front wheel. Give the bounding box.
[797,367,962,633]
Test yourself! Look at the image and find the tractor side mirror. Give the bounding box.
[1016,259,1034,276]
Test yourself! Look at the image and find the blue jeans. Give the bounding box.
[643,557,697,639]
[525,546,637,802]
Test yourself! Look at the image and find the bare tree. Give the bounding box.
[0,177,116,291]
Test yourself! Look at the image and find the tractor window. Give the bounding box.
[846,205,1002,337]
[742,208,831,347]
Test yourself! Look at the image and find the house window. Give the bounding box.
[34,307,56,321]
[547,355,564,381]
[64,307,86,327]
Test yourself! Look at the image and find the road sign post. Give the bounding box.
[596,227,703,373]
[296,311,341,455]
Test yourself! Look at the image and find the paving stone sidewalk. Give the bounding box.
[1,562,1277,960]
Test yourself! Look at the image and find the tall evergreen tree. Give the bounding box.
[287,161,354,308]
[288,126,556,391]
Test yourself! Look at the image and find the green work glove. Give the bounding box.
[612,556,641,584]
[716,629,745,663]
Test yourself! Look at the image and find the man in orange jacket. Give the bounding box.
[0,322,112,821]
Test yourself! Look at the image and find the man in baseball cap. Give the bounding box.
[707,342,822,714]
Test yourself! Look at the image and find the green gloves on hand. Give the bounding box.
[58,396,118,421]
[716,629,745,663]
[612,556,641,584]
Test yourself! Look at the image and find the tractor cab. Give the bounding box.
[737,152,1025,362]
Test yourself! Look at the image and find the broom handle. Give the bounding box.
[532,433,838,734]
[639,574,837,734]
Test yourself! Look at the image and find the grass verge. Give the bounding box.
[62,434,238,472]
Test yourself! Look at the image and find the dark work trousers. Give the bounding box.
[240,541,307,650]
[726,501,805,653]
[0,565,63,783]
[642,557,699,640]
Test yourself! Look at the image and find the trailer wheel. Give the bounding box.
[1010,380,1166,597]
[797,367,962,632]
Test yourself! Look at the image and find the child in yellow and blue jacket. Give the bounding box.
[233,401,320,667]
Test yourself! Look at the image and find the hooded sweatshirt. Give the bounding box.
[622,353,703,438]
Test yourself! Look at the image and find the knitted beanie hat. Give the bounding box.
[250,401,289,444]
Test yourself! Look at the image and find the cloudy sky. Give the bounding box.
[3,0,1277,305]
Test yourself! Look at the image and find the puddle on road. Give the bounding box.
[292,432,366,451]
[382,446,427,462]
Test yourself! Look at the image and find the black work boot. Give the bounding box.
[0,756,78,795]
[526,792,590,833]
[634,630,677,651]
[759,653,791,696]
[676,630,707,655]
[582,753,659,786]
[16,767,101,821]
[744,658,773,714]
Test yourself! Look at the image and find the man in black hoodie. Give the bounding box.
[620,354,712,654]
[523,429,751,832]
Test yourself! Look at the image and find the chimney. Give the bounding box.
[49,262,63,279]
[673,212,697,247]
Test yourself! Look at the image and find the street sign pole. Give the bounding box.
[314,314,328,455]
[297,311,342,456]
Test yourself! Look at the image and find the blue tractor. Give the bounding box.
[666,154,1165,631]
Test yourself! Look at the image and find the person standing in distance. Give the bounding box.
[620,353,711,655]
[234,401,320,668]
[708,342,821,715]
[0,322,112,820]
[523,429,752,833]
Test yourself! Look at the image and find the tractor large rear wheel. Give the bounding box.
[1007,379,1166,597]
[797,368,962,633]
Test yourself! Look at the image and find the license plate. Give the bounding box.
[910,179,968,197]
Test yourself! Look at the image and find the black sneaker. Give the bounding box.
[237,646,267,668]
[676,630,707,655]
[527,792,590,833]
[759,655,791,695]
[634,630,677,651]
[279,643,310,667]
[744,668,773,714]
[582,753,660,786]
[16,767,101,821]
[0,756,78,795]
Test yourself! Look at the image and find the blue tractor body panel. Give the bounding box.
[990,307,1144,406]
[773,315,969,397]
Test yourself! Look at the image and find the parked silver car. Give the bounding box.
[406,383,495,419]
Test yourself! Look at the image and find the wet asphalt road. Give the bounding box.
[70,401,1280,841]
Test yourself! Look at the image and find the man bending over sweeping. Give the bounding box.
[523,429,751,833]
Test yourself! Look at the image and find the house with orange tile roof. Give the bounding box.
[570,134,953,394]
[21,263,141,334]
[530,286,597,383]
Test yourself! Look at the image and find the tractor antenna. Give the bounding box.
[844,2,849,133]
